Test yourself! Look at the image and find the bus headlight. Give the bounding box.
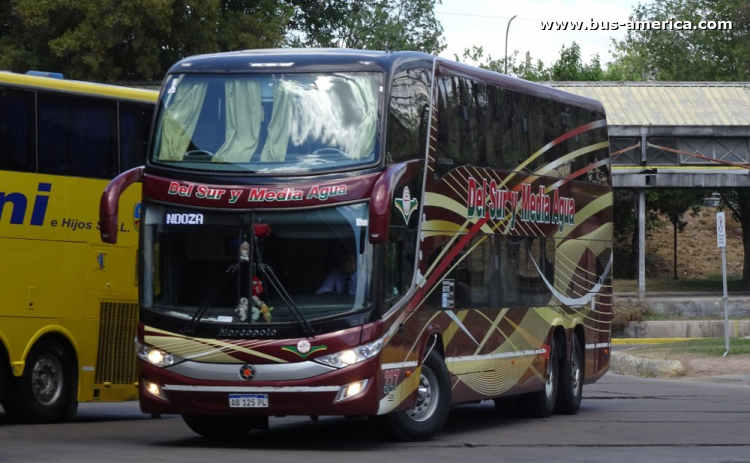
[136,340,184,368]
[314,338,384,369]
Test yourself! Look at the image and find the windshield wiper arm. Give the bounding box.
[182,263,239,335]
[257,263,315,337]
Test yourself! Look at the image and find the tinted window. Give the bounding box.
[37,93,117,178]
[387,68,431,164]
[436,76,481,176]
[0,87,36,172]
[120,102,154,172]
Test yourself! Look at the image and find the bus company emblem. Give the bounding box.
[239,364,256,380]
[394,187,418,224]
[281,342,328,359]
[133,203,141,232]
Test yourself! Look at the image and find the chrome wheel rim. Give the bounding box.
[32,354,63,406]
[570,345,581,395]
[545,359,555,399]
[407,365,438,422]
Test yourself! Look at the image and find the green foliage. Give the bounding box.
[0,0,292,82]
[458,41,621,82]
[549,43,605,81]
[288,0,445,54]
[610,0,750,81]
[0,0,445,82]
[650,190,704,233]
[457,46,550,81]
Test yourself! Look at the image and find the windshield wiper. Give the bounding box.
[257,263,316,337]
[182,263,239,336]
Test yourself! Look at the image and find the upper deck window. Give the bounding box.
[151,72,382,174]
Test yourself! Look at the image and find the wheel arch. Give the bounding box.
[15,326,80,381]
[419,329,445,363]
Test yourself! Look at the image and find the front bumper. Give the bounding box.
[139,357,382,417]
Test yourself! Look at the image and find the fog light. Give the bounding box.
[335,379,368,402]
[144,380,168,401]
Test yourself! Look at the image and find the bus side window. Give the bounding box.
[453,235,490,308]
[37,93,118,179]
[387,67,430,164]
[493,236,556,308]
[0,87,36,172]
[120,103,154,172]
[384,223,416,305]
[435,76,485,179]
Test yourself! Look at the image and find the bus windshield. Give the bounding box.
[142,202,373,325]
[151,72,382,174]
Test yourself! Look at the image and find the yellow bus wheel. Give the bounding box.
[2,339,78,423]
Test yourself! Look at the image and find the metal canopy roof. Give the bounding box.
[548,82,750,127]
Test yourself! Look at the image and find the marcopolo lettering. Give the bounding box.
[0,183,51,226]
[218,328,278,338]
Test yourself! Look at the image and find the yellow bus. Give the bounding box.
[0,71,158,423]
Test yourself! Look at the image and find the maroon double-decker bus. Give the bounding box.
[100,49,613,441]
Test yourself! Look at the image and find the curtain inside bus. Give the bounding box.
[158,77,207,161]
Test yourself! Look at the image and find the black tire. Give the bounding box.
[182,415,258,439]
[378,349,451,441]
[0,351,7,402]
[1,339,78,423]
[521,337,558,418]
[555,335,583,415]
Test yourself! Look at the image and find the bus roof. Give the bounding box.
[0,71,159,103]
[168,49,435,74]
[166,49,604,114]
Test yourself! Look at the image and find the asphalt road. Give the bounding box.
[1,372,748,463]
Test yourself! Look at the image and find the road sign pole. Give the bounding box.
[721,245,729,357]
[717,212,729,357]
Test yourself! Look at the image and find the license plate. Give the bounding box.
[228,394,269,408]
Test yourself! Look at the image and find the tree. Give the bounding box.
[0,0,291,82]
[457,46,550,81]
[288,0,445,54]
[610,0,750,81]
[457,42,618,82]
[650,190,705,279]
[720,190,750,290]
[613,190,666,279]
[549,43,605,81]
[609,0,750,289]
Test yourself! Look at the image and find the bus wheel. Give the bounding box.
[555,335,583,415]
[521,337,558,418]
[182,415,262,439]
[2,339,78,423]
[378,350,451,441]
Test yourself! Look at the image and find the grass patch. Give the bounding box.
[613,277,743,294]
[628,338,750,359]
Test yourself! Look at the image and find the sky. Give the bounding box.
[435,0,653,68]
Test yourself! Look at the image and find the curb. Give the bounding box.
[610,351,685,378]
